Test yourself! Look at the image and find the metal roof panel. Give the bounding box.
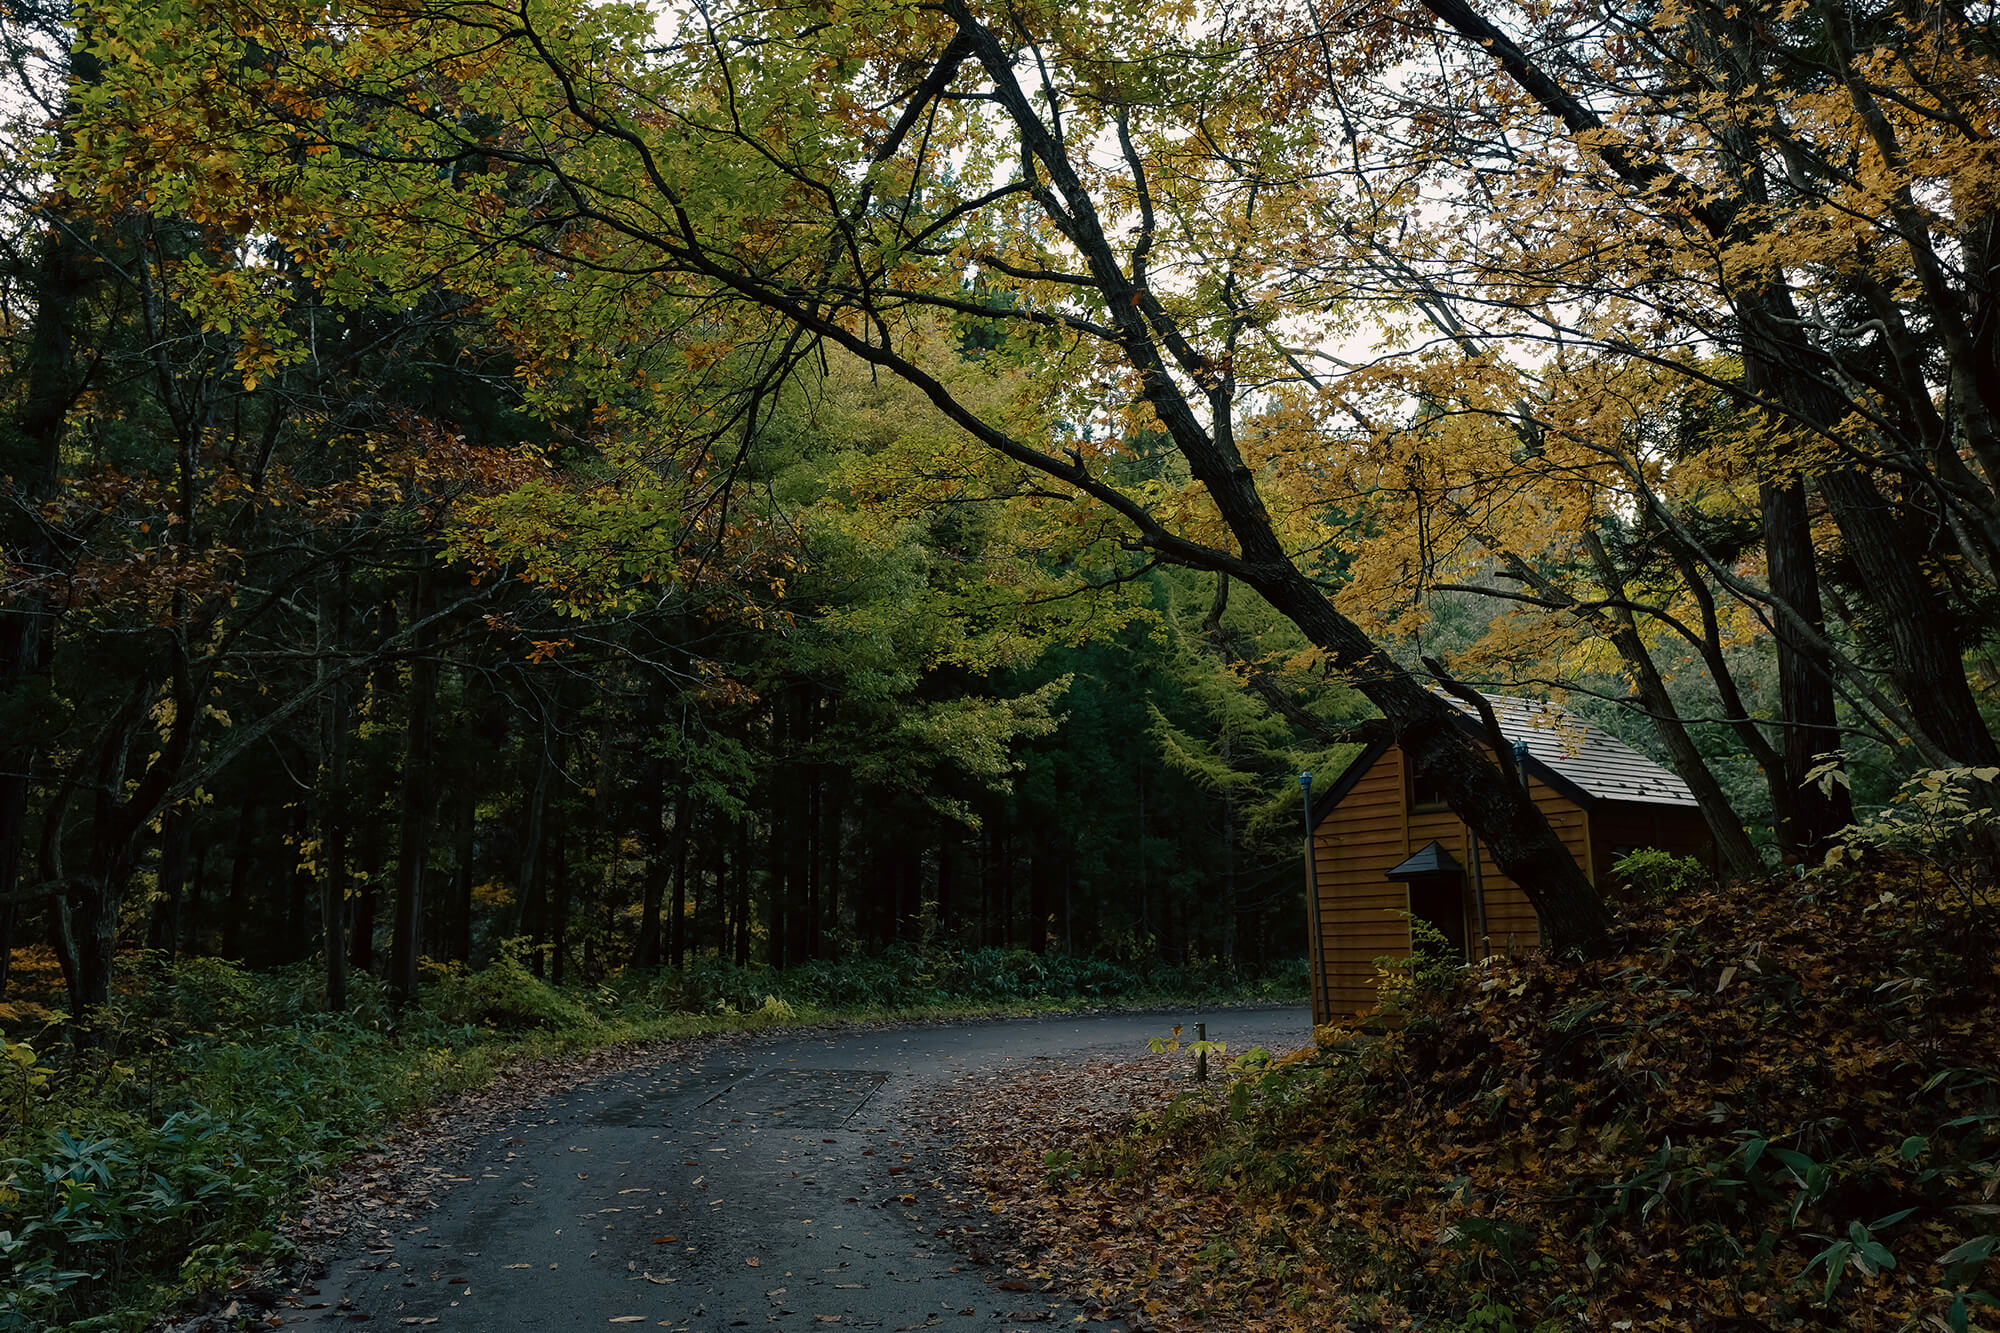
[1455,694,1699,808]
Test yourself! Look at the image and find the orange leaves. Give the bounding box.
[933,869,2000,1332]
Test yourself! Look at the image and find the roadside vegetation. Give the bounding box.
[0,943,1302,1333]
[977,852,2000,1332]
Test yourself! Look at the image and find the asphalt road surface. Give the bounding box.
[282,1006,1311,1333]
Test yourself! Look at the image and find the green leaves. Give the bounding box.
[1798,1217,1901,1305]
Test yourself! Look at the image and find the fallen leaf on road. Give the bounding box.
[745,1256,761,1267]
[610,1317,646,1324]
[650,1236,678,1244]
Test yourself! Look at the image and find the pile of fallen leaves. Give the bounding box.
[937,865,2000,1332]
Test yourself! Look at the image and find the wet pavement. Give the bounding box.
[280,1007,1311,1332]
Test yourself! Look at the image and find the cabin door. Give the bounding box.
[1405,872,1470,961]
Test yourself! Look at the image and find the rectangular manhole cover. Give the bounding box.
[589,1069,753,1126]
[714,1069,888,1129]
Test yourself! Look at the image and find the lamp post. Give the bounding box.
[1300,772,1321,1027]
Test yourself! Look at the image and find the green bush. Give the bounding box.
[422,943,595,1031]
[1374,915,1460,1013]
[1610,847,1710,901]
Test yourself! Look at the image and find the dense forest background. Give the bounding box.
[0,4,1375,1007]
[0,270,1364,1008]
[6,2,2000,1328]
[5,0,2000,1026]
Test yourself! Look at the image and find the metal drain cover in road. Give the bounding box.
[723,1069,888,1128]
[589,1068,753,1126]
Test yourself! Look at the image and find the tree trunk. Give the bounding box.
[1027,838,1049,955]
[898,842,922,942]
[768,701,792,969]
[708,830,728,961]
[935,842,953,939]
[550,826,570,985]
[924,2,1616,955]
[804,769,822,961]
[148,808,193,958]
[733,816,752,967]
[669,785,693,969]
[186,832,207,954]
[1662,539,1801,842]
[59,871,124,1022]
[320,563,351,1009]
[1816,468,2000,767]
[351,822,378,975]
[636,702,669,969]
[288,799,314,963]
[224,798,256,961]
[519,714,554,974]
[1761,480,1855,855]
[52,691,149,1026]
[984,825,1007,949]
[817,767,843,960]
[766,848,789,972]
[2,155,97,1004]
[450,777,475,965]
[351,597,404,979]
[1583,533,1764,879]
[389,576,438,1006]
[1244,567,1617,956]
[1216,713,1236,962]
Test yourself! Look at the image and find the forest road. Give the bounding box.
[280,1005,1312,1333]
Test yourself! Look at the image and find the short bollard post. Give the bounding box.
[1195,1022,1208,1084]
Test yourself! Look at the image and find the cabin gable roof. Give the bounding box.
[1306,738,1391,828]
[1309,695,1698,828]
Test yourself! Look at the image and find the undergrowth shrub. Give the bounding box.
[422,941,595,1030]
[1371,914,1460,1014]
[0,942,1300,1331]
[1609,847,1709,901]
[1076,866,2000,1331]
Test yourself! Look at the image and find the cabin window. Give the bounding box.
[1409,763,1450,812]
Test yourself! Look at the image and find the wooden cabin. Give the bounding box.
[1305,695,1714,1024]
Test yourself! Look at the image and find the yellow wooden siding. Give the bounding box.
[1309,743,1577,1023]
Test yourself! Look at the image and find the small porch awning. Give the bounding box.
[1384,840,1462,879]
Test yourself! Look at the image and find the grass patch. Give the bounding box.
[0,943,1301,1332]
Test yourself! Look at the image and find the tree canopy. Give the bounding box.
[0,0,1995,1019]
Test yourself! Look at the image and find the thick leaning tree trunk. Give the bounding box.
[1263,571,1617,955]
[929,4,1617,958]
